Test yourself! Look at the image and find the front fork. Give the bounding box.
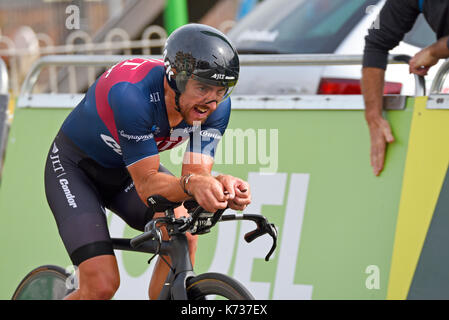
[158,270,196,300]
[157,233,196,300]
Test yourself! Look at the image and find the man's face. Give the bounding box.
[178,79,227,125]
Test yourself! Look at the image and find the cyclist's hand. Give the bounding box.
[215,175,251,211]
[367,117,395,176]
[188,175,229,212]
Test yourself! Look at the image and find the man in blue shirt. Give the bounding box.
[44,24,250,299]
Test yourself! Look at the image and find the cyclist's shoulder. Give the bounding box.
[99,58,165,111]
[96,58,164,93]
[108,57,164,79]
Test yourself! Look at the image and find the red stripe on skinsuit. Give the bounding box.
[95,58,164,142]
[156,136,186,151]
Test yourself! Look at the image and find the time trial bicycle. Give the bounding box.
[12,194,277,300]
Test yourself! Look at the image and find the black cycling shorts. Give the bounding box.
[44,130,173,266]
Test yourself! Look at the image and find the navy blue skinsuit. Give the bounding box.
[44,58,231,266]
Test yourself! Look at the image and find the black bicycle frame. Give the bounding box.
[110,209,277,300]
[111,233,196,300]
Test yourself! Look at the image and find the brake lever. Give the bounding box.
[242,215,278,261]
[264,223,278,261]
[131,220,163,249]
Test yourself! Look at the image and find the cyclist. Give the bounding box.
[44,23,251,300]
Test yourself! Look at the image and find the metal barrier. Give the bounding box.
[17,53,425,111]
[427,58,449,110]
[0,25,167,95]
[0,58,8,95]
[430,58,449,94]
[0,58,9,174]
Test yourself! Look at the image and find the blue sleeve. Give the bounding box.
[108,82,159,166]
[186,97,231,158]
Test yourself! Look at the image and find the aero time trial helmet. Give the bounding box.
[163,23,239,105]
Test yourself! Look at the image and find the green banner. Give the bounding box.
[0,108,73,299]
[0,100,414,299]
[387,97,449,299]
[172,106,413,299]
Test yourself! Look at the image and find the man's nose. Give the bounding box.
[205,99,218,110]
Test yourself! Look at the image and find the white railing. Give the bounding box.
[0,58,8,96]
[0,25,167,95]
[0,57,9,172]
[17,53,424,111]
[0,20,237,96]
[426,58,449,109]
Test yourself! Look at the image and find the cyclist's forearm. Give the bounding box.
[135,172,189,205]
[181,152,214,176]
[361,67,385,125]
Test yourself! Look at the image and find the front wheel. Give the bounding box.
[186,272,254,300]
[12,265,75,300]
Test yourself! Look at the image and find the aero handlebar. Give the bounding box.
[130,195,278,262]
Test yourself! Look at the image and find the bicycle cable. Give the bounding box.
[147,253,174,273]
